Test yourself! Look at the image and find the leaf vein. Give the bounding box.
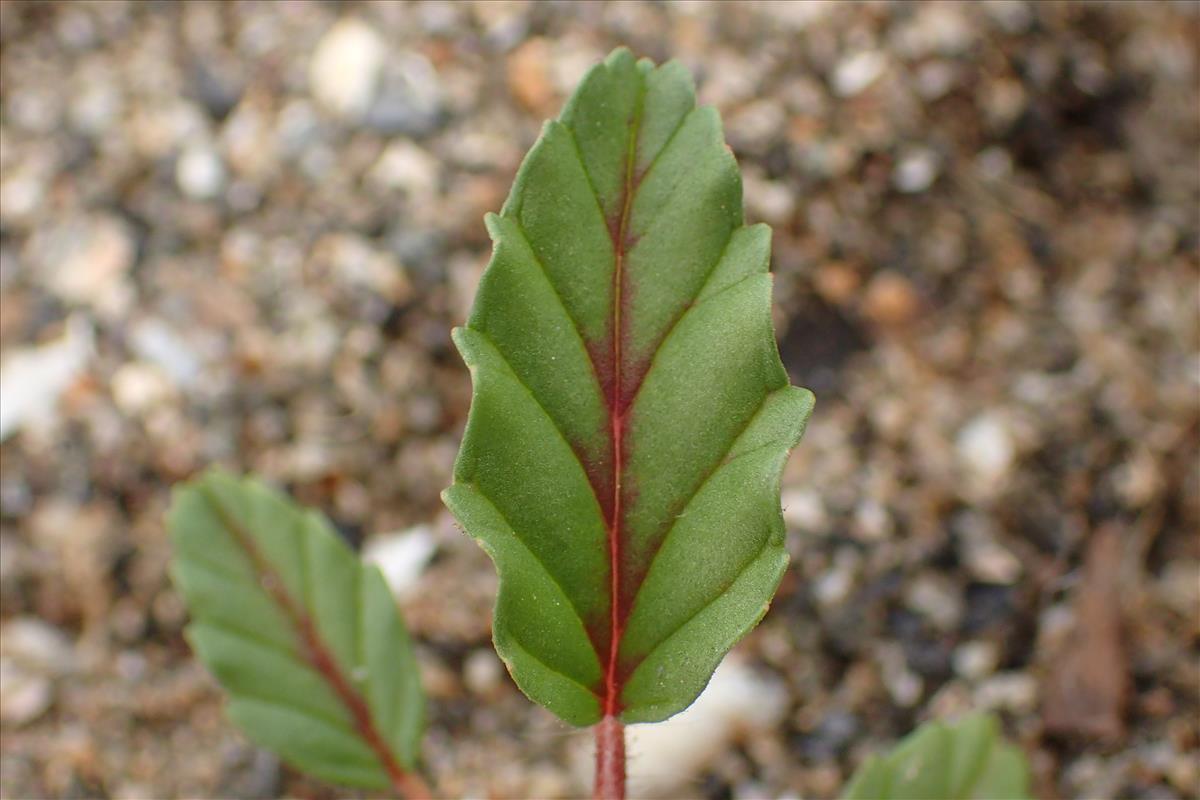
[505,629,603,700]
[231,694,373,754]
[562,123,611,229]
[464,481,601,683]
[634,103,695,186]
[628,386,789,615]
[631,538,776,674]
[195,622,353,730]
[625,227,738,407]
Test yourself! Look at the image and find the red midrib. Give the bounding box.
[201,488,428,799]
[603,99,642,719]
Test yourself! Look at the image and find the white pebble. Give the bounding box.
[128,318,203,388]
[953,640,1000,681]
[894,148,940,193]
[175,145,225,200]
[29,215,135,312]
[906,575,963,631]
[0,316,93,441]
[367,141,440,196]
[832,51,887,97]
[853,499,893,541]
[462,650,503,696]
[876,643,923,707]
[0,660,53,726]
[310,18,385,120]
[961,528,1022,585]
[781,487,829,532]
[0,618,75,675]
[814,549,859,608]
[362,525,437,597]
[974,672,1038,714]
[111,362,174,416]
[956,413,1016,484]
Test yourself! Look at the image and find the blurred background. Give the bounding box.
[0,2,1197,798]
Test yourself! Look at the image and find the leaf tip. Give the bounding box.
[604,45,637,69]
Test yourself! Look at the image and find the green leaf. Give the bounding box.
[442,47,814,726]
[841,713,1033,800]
[167,470,425,791]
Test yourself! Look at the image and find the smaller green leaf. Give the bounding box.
[841,713,1032,800]
[167,470,425,793]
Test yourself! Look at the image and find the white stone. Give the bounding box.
[744,173,796,226]
[176,144,225,200]
[953,640,1000,681]
[891,5,975,58]
[956,412,1016,483]
[128,318,203,388]
[906,575,963,631]
[960,527,1022,585]
[781,487,829,532]
[573,657,788,797]
[878,644,923,708]
[462,649,503,696]
[853,499,894,541]
[29,215,134,312]
[367,140,439,196]
[974,672,1037,714]
[814,548,859,608]
[0,659,52,726]
[831,51,887,97]
[310,18,386,120]
[0,618,74,676]
[894,148,940,193]
[0,316,93,441]
[362,525,437,597]
[111,362,175,416]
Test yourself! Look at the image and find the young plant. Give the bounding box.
[442,46,812,797]
[168,471,429,798]
[841,713,1032,800]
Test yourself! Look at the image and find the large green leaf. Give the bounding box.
[443,47,814,726]
[168,470,425,792]
[842,713,1033,800]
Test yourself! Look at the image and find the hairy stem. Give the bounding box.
[394,770,434,800]
[593,715,626,800]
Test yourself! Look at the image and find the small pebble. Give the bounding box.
[953,640,1000,681]
[906,574,964,631]
[956,413,1016,484]
[112,362,175,416]
[27,215,135,312]
[362,525,437,597]
[309,18,385,120]
[831,51,887,97]
[176,145,226,200]
[974,672,1038,714]
[462,649,503,696]
[960,527,1022,585]
[0,317,93,441]
[0,618,75,676]
[893,148,940,193]
[862,272,920,326]
[0,660,53,726]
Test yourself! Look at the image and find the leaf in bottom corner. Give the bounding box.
[841,713,1032,800]
[167,469,424,790]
